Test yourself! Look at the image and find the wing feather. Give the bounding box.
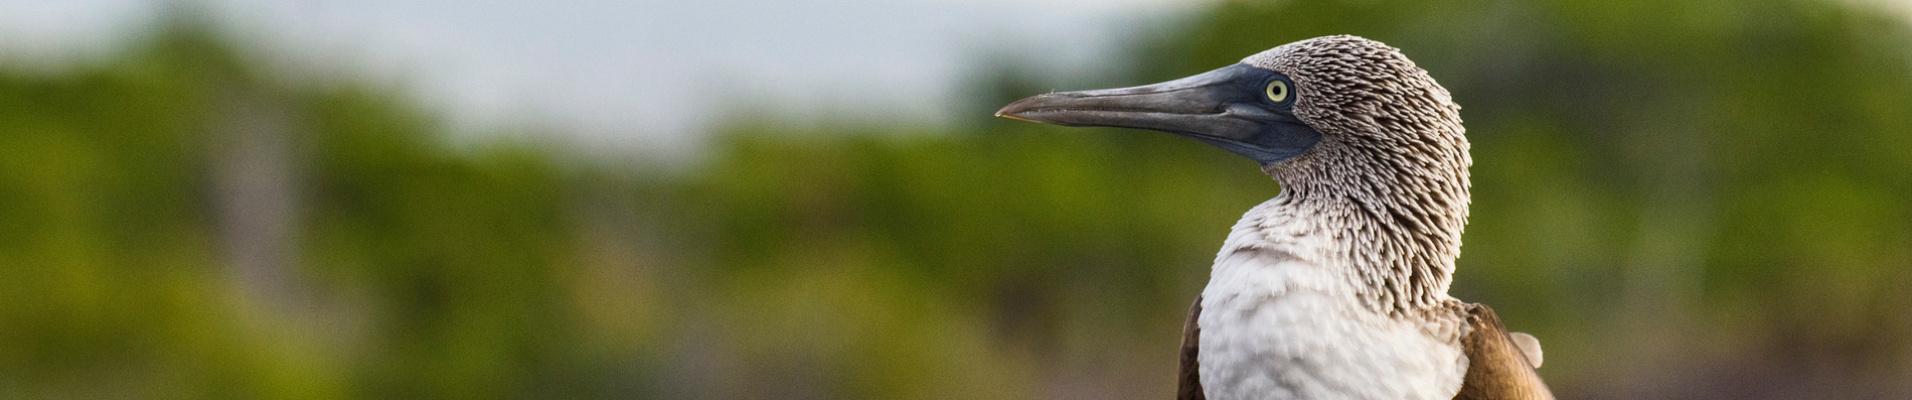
[1178,296,1206,400]
[1452,304,1554,400]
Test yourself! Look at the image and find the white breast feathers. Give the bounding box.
[1196,199,1469,400]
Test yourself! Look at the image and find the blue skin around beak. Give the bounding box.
[996,63,1322,166]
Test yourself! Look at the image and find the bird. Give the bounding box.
[996,35,1551,400]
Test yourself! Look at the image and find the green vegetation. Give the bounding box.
[2,0,1910,399]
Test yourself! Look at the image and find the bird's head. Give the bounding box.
[996,35,1464,175]
[999,36,1472,312]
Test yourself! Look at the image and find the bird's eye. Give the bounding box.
[1265,80,1290,103]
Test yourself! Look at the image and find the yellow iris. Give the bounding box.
[1266,80,1289,102]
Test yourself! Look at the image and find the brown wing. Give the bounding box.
[1453,304,1555,400]
[1178,296,1206,400]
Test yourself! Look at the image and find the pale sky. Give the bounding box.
[0,0,1206,160]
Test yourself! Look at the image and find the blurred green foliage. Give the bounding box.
[2,0,1911,399]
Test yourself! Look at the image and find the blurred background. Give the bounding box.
[3,0,1912,399]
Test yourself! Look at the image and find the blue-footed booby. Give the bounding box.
[997,36,1550,400]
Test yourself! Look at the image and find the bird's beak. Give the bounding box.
[995,64,1319,165]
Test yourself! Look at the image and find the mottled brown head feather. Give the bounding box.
[1247,35,1471,315]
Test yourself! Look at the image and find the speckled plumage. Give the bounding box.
[1243,35,1472,316]
[1194,36,1480,400]
[996,33,1549,400]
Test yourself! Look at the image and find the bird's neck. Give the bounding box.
[1264,139,1472,316]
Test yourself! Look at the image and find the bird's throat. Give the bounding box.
[1266,146,1471,315]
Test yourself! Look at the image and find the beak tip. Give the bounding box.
[1000,114,1040,123]
[994,100,1039,123]
[995,108,1041,123]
